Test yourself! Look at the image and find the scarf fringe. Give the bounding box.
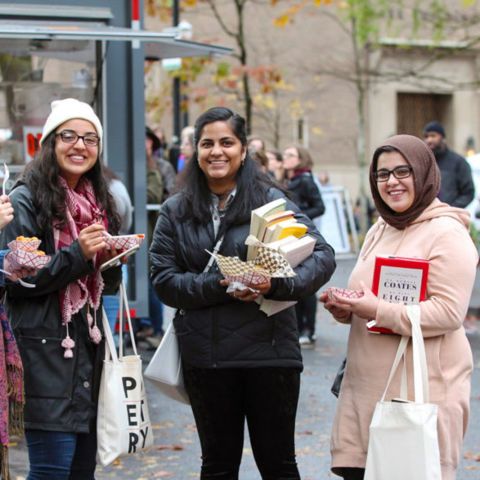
[0,444,11,480]
[6,365,22,400]
[8,400,23,437]
[6,365,24,438]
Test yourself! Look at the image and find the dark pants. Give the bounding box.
[334,467,365,480]
[295,294,317,336]
[25,430,97,480]
[183,366,301,480]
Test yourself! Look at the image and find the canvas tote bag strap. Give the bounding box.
[102,307,119,364]
[406,304,429,403]
[380,305,429,403]
[118,281,138,358]
[380,335,409,401]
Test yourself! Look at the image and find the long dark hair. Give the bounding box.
[176,107,279,232]
[21,133,120,233]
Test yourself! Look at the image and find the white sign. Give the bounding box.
[22,126,43,163]
[313,186,358,255]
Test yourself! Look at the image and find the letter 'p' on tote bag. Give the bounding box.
[97,282,154,466]
[364,305,441,480]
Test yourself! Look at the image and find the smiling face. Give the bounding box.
[424,131,444,153]
[197,120,246,191]
[376,151,415,213]
[55,119,99,188]
[282,147,300,171]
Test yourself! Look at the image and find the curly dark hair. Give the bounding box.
[21,132,120,233]
[175,107,281,233]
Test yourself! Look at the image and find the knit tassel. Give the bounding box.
[1,444,11,480]
[89,309,102,345]
[61,323,75,359]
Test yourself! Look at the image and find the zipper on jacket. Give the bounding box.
[270,318,276,347]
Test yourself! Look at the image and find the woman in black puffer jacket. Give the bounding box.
[283,145,325,348]
[150,107,335,480]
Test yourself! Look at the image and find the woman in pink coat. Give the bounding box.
[320,134,477,480]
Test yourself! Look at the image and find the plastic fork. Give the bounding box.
[2,162,9,196]
[0,268,35,288]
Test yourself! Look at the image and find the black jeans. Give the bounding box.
[334,467,365,480]
[183,366,301,480]
[295,294,317,336]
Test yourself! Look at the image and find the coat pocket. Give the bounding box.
[19,335,75,399]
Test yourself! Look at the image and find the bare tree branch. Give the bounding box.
[204,0,237,38]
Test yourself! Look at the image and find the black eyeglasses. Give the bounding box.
[56,130,99,147]
[374,165,413,182]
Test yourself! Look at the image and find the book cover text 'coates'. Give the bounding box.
[378,266,423,304]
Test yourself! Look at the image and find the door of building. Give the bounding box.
[397,92,452,138]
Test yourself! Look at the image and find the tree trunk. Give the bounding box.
[236,0,252,133]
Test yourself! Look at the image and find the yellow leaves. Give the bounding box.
[273,14,291,27]
[254,94,277,110]
[182,0,197,7]
[289,99,304,118]
[273,2,303,27]
[273,0,333,27]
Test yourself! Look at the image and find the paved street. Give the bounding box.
[8,257,480,479]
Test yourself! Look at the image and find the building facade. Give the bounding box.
[146,1,480,202]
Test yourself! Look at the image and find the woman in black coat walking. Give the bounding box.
[150,107,335,479]
[283,145,325,348]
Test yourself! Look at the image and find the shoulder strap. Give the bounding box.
[380,305,429,404]
[203,235,224,273]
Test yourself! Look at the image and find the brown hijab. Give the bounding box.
[369,134,441,230]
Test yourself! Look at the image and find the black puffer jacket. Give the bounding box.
[435,147,474,208]
[150,188,335,369]
[287,171,325,220]
[0,185,121,433]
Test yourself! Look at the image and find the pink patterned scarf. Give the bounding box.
[54,176,107,358]
[0,307,23,480]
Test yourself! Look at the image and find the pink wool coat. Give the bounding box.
[331,199,478,480]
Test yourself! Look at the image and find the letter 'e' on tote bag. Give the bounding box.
[97,282,154,466]
[364,305,441,480]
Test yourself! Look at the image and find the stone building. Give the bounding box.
[146,1,480,201]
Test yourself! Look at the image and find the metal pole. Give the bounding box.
[172,0,181,139]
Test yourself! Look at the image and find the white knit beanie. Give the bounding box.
[40,98,103,152]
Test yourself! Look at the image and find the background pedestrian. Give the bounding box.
[283,145,325,347]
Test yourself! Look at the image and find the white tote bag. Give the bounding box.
[97,282,154,466]
[144,320,190,405]
[144,236,225,405]
[364,305,441,480]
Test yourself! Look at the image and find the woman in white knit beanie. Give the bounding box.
[0,98,122,479]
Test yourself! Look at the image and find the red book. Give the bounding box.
[368,255,429,334]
